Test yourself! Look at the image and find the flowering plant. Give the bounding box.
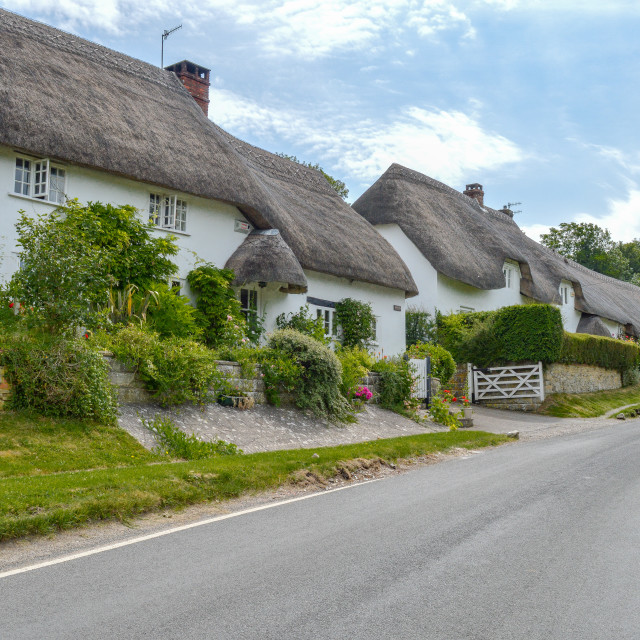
[353,385,373,401]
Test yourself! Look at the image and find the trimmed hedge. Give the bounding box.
[559,332,640,372]
[437,304,563,367]
[405,342,456,384]
[492,304,564,363]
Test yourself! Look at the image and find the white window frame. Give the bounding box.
[316,307,336,338]
[13,156,66,204]
[149,192,188,232]
[559,282,572,306]
[239,287,259,324]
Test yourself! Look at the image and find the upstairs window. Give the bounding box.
[559,283,572,305]
[240,288,258,323]
[149,193,188,232]
[14,157,66,203]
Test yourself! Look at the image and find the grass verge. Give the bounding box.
[0,410,508,540]
[538,384,640,418]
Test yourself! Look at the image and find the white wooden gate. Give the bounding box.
[409,358,430,400]
[472,362,544,402]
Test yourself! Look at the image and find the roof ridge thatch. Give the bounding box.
[0,8,181,94]
[218,129,336,197]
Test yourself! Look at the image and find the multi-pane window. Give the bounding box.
[149,193,188,231]
[316,308,334,336]
[240,288,258,323]
[503,266,512,288]
[14,157,65,203]
[559,284,571,305]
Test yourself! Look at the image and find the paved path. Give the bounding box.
[118,400,632,453]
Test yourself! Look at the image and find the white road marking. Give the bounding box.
[0,479,379,580]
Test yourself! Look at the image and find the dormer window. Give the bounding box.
[559,282,573,305]
[14,157,66,204]
[502,261,520,289]
[149,193,187,232]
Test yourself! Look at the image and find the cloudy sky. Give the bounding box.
[6,0,640,240]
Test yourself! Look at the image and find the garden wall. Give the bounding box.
[0,366,10,409]
[449,361,622,412]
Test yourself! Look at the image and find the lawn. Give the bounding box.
[0,410,509,541]
[538,384,640,418]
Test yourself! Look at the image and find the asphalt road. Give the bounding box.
[3,421,640,639]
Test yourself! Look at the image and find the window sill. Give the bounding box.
[8,192,60,207]
[149,225,191,237]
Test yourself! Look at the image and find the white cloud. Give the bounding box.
[213,88,524,188]
[576,189,640,242]
[5,0,478,57]
[520,223,551,242]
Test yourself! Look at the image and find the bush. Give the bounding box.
[186,264,247,348]
[559,332,640,375]
[334,298,376,349]
[145,282,202,340]
[1,332,118,423]
[437,305,563,366]
[405,342,456,384]
[8,201,179,333]
[143,415,241,459]
[275,305,327,343]
[371,357,420,418]
[335,345,375,399]
[268,329,353,421]
[96,325,225,406]
[406,306,437,346]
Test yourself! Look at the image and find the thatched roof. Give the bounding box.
[225,230,307,293]
[576,315,614,338]
[0,9,417,298]
[352,163,640,335]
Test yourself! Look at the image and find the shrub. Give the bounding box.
[437,305,563,366]
[492,304,564,363]
[145,282,202,340]
[143,415,241,459]
[335,345,375,400]
[267,329,353,421]
[275,305,327,343]
[428,392,461,430]
[405,342,456,384]
[187,264,247,348]
[1,331,118,423]
[559,332,640,376]
[406,306,437,346]
[334,298,377,349]
[96,325,225,406]
[371,357,420,418]
[8,201,179,333]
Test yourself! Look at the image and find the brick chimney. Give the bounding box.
[464,183,484,207]
[165,60,211,116]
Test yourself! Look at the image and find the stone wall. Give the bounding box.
[544,363,621,395]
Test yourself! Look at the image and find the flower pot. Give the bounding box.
[463,407,472,418]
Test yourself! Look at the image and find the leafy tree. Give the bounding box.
[618,239,640,285]
[405,306,437,346]
[276,153,349,200]
[9,201,179,333]
[540,222,629,279]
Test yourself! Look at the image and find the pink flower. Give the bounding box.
[227,315,233,321]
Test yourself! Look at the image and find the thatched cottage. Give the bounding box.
[353,164,640,338]
[0,9,417,354]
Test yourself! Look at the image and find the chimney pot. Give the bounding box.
[463,183,484,207]
[165,60,211,116]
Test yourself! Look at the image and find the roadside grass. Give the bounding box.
[615,404,640,419]
[538,384,640,418]
[0,410,509,540]
[0,412,160,478]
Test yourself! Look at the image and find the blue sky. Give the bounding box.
[6,1,640,241]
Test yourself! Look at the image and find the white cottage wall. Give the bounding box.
[0,145,253,285]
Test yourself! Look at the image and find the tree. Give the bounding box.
[9,200,179,332]
[618,239,640,286]
[540,222,629,279]
[276,154,349,200]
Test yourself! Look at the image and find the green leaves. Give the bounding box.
[334,298,376,349]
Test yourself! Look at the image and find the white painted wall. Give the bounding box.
[255,271,407,355]
[0,146,408,355]
[558,280,582,333]
[376,223,526,316]
[599,316,622,339]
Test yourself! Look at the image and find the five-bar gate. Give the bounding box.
[472,362,544,402]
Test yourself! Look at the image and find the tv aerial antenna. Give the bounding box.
[161,24,182,68]
[505,201,522,215]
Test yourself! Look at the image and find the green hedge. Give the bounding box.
[437,304,563,366]
[559,332,640,372]
[405,342,456,384]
